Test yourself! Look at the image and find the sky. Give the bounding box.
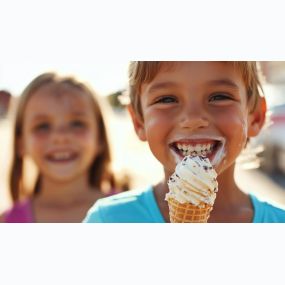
[0,1,131,96]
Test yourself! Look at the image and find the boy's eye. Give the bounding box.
[209,93,233,102]
[154,96,177,104]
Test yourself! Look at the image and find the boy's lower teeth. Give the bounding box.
[181,150,211,157]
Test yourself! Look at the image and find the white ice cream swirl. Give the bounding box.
[165,156,218,207]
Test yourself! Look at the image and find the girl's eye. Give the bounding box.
[154,96,177,104]
[70,120,86,129]
[209,93,233,102]
[34,123,50,132]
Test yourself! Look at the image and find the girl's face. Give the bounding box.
[133,62,260,178]
[20,84,101,183]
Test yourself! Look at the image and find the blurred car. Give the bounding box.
[257,103,285,174]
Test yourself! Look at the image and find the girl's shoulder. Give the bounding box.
[2,198,34,223]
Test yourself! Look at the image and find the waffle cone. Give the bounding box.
[167,197,213,223]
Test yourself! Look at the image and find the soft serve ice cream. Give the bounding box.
[165,155,218,208]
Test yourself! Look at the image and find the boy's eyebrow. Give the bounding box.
[207,79,239,89]
[147,79,240,93]
[148,82,178,93]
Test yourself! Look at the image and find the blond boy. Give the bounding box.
[84,62,285,222]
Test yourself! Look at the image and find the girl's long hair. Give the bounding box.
[10,72,117,202]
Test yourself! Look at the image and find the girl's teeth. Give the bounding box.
[52,152,72,160]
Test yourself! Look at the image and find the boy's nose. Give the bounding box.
[179,106,209,130]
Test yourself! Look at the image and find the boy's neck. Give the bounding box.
[208,165,253,222]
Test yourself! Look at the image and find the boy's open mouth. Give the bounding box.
[169,139,222,161]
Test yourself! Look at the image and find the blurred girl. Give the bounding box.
[1,72,123,222]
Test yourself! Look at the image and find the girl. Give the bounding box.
[1,72,123,222]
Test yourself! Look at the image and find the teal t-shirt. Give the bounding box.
[83,186,285,223]
[83,186,164,223]
[251,195,285,223]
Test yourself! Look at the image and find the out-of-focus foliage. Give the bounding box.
[107,89,126,110]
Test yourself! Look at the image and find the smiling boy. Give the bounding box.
[84,61,285,223]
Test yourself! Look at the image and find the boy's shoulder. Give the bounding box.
[251,195,285,223]
[83,186,165,223]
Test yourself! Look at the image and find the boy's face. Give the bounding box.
[130,62,264,178]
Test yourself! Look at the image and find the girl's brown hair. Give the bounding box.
[10,72,117,202]
[128,61,264,120]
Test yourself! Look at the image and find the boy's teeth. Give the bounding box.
[176,143,214,157]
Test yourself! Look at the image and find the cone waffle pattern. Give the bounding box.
[168,197,213,223]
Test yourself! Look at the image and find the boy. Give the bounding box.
[84,61,285,223]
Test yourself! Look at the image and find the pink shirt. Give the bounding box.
[3,190,118,223]
[3,199,34,223]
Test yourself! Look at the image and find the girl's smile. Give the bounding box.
[45,149,79,163]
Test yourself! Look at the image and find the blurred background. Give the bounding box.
[1,61,285,213]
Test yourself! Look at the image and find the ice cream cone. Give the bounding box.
[168,197,213,223]
[166,155,218,223]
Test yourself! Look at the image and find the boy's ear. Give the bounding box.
[127,105,147,141]
[247,96,267,137]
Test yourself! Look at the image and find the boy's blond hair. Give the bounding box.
[128,61,264,120]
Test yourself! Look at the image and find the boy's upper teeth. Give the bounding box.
[176,143,214,156]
